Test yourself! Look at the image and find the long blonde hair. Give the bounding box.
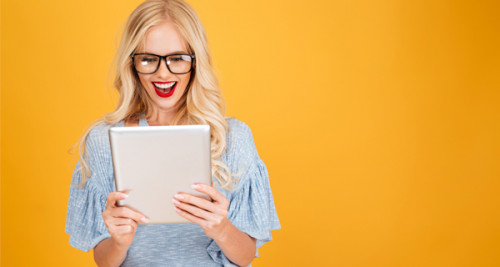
[76,0,236,190]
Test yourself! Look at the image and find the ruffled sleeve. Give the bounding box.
[207,119,281,266]
[65,124,114,252]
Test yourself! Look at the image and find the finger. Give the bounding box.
[172,198,215,221]
[174,206,206,226]
[106,192,129,209]
[109,217,135,226]
[191,183,227,205]
[173,193,217,213]
[113,224,135,235]
[110,206,149,223]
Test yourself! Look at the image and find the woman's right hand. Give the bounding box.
[102,192,149,248]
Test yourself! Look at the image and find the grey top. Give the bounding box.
[65,118,281,266]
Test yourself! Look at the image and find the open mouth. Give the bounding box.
[153,81,177,97]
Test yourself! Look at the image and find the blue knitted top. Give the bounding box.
[65,118,280,266]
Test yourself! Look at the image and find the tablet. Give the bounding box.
[109,125,212,224]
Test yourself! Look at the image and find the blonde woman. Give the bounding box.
[65,0,280,266]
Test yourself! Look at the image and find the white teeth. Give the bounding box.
[153,82,175,89]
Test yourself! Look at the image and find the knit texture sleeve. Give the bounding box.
[65,124,114,252]
[207,119,281,266]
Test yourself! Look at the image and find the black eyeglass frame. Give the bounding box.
[131,53,196,74]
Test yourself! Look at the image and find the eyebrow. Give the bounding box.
[143,51,189,55]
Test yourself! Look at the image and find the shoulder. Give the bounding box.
[226,117,252,136]
[85,123,111,151]
[224,117,259,158]
[87,123,111,139]
[85,121,121,157]
[222,118,264,183]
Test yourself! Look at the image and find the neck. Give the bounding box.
[147,109,176,126]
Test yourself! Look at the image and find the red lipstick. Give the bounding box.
[152,81,177,98]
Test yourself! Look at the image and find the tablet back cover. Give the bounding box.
[109,125,211,224]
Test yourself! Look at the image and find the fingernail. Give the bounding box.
[175,207,182,213]
[141,217,149,223]
[120,193,129,199]
[174,194,184,200]
[191,184,200,189]
[172,198,181,205]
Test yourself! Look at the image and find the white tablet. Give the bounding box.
[109,125,212,224]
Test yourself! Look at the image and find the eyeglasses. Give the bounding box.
[131,53,195,74]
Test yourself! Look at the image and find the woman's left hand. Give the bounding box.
[172,183,231,240]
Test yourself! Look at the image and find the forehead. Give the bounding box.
[139,20,189,54]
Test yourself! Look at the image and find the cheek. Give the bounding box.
[181,74,192,89]
[138,75,151,89]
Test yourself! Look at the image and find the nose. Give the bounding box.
[156,57,171,78]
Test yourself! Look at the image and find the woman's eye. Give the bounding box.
[170,56,183,62]
[141,57,158,63]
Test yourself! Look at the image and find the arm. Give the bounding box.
[173,183,256,266]
[94,192,149,267]
[213,220,257,266]
[94,238,128,267]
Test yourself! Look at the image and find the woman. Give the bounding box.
[65,0,280,266]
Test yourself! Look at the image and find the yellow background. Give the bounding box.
[2,0,499,266]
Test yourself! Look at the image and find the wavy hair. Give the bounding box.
[76,0,236,190]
